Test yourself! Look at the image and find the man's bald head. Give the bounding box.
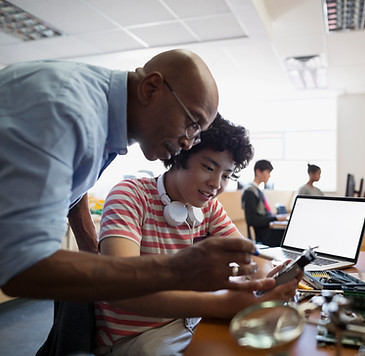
[143,49,219,125]
[127,49,219,162]
[143,49,213,82]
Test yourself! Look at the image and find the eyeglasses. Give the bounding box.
[163,79,202,145]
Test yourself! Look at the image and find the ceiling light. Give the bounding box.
[0,0,65,41]
[324,0,365,32]
[285,55,328,90]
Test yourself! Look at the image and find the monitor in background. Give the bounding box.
[346,174,356,197]
[358,178,364,197]
[345,173,364,197]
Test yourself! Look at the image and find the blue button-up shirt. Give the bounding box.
[0,60,129,285]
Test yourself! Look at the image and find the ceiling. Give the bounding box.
[1,0,365,102]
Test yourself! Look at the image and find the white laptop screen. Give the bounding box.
[282,196,365,259]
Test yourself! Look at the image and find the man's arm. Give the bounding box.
[67,193,98,253]
[100,236,297,319]
[1,236,258,301]
[99,236,290,319]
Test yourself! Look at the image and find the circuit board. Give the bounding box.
[303,270,365,290]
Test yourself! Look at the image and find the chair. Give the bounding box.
[247,224,256,241]
[217,190,248,237]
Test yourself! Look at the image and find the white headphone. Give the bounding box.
[157,173,204,227]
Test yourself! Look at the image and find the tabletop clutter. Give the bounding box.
[230,267,365,354]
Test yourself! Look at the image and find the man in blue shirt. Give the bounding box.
[0,49,269,303]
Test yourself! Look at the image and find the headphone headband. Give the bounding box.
[157,173,171,206]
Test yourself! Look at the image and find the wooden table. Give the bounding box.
[184,252,365,356]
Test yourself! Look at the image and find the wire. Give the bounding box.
[184,221,194,245]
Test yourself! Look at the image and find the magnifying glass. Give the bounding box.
[230,301,304,352]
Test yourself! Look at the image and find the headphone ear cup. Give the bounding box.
[163,201,188,227]
[187,206,204,227]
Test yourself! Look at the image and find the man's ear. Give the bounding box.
[138,72,164,105]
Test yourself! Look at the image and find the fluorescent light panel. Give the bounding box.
[324,0,365,32]
[0,0,65,41]
[285,55,327,90]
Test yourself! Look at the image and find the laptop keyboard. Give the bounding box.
[282,250,337,266]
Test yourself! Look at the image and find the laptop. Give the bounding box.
[260,195,365,271]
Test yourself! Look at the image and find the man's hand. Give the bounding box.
[169,236,259,291]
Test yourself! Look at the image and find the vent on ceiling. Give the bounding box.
[0,0,65,41]
[324,0,365,32]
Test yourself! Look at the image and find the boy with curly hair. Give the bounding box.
[94,114,300,356]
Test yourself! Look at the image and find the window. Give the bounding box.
[89,143,165,199]
[90,98,337,198]
[231,98,337,191]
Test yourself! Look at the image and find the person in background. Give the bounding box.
[297,163,323,196]
[94,116,301,356]
[242,160,288,247]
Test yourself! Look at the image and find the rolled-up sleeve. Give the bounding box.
[0,61,113,286]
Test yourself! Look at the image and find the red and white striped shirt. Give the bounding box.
[95,177,238,347]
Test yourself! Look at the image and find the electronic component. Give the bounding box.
[303,270,365,290]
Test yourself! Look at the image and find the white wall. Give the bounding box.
[337,94,365,196]
[89,93,365,200]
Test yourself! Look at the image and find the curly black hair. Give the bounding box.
[163,113,254,179]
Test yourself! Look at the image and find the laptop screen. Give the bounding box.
[282,195,365,260]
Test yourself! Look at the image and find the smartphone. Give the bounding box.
[273,246,317,286]
[256,247,317,295]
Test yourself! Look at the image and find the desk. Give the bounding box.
[184,252,365,356]
[269,220,288,230]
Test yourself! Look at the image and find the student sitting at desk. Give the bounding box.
[94,115,301,356]
[242,160,288,247]
[297,163,324,196]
